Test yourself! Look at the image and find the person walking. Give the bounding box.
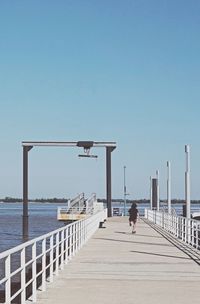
[128,202,138,234]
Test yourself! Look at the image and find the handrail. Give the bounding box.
[86,193,96,207]
[0,208,107,304]
[69,192,84,208]
[145,209,200,250]
[58,193,97,218]
[58,206,94,215]
[161,206,177,216]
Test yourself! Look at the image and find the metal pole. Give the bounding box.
[106,147,112,217]
[167,161,171,214]
[150,176,152,210]
[23,146,32,240]
[123,166,126,216]
[185,145,191,219]
[156,170,160,211]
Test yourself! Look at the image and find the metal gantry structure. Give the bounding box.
[22,141,116,238]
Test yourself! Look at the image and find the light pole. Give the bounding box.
[167,161,171,214]
[185,145,191,219]
[123,166,127,216]
[156,170,160,211]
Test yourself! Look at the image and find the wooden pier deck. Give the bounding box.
[35,217,200,304]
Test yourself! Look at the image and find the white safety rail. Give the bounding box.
[145,209,200,250]
[85,193,96,213]
[68,192,85,209]
[57,193,97,220]
[57,206,92,217]
[0,209,107,304]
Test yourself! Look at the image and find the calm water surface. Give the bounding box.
[1,202,200,253]
[0,202,66,253]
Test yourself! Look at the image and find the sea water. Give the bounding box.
[1,201,200,253]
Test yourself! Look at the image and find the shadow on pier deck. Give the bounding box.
[36,217,200,304]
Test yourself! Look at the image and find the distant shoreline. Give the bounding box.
[1,198,200,204]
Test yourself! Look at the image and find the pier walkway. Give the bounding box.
[35,217,200,304]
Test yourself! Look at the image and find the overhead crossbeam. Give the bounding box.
[22,141,116,148]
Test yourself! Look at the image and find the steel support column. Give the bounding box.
[150,176,152,210]
[156,170,160,211]
[106,147,115,217]
[23,145,32,240]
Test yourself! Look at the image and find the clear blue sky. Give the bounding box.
[0,0,200,200]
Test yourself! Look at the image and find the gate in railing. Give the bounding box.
[0,209,107,304]
[145,209,200,250]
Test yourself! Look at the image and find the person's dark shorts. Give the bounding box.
[129,217,137,224]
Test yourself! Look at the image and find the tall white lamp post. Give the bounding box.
[123,166,130,216]
[167,161,171,214]
[185,145,191,219]
[123,166,126,216]
[156,170,160,211]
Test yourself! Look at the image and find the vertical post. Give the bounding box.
[23,145,32,240]
[123,165,126,216]
[20,248,26,303]
[5,255,11,303]
[156,170,160,211]
[152,178,157,209]
[167,161,171,214]
[32,243,37,301]
[49,235,54,281]
[185,145,191,219]
[106,147,115,217]
[150,176,152,210]
[41,239,46,291]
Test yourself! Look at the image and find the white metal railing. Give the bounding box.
[0,209,107,304]
[69,192,85,209]
[57,193,97,218]
[57,206,93,216]
[161,206,177,217]
[85,193,96,208]
[145,209,200,250]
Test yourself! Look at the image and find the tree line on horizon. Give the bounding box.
[1,196,200,204]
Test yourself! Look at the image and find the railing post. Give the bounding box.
[184,218,187,243]
[78,221,81,250]
[5,255,11,304]
[69,225,72,259]
[191,221,194,247]
[181,218,184,241]
[64,229,68,265]
[20,248,26,303]
[55,233,59,276]
[32,243,37,302]
[188,220,191,245]
[60,230,64,270]
[196,223,199,249]
[162,210,164,228]
[177,217,180,238]
[41,239,46,291]
[49,235,54,282]
[75,222,78,252]
[176,216,179,238]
